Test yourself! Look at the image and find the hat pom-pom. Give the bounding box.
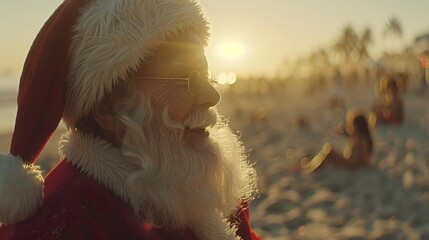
[0,154,44,224]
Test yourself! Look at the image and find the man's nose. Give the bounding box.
[195,81,221,108]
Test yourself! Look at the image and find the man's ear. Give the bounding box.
[91,98,118,133]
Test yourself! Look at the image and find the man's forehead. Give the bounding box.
[157,32,207,66]
[137,31,207,77]
[163,31,205,52]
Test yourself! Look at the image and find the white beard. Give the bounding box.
[120,107,257,239]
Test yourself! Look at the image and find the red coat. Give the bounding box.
[0,160,260,239]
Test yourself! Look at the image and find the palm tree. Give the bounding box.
[356,27,373,60]
[355,27,375,80]
[307,48,332,78]
[383,17,402,38]
[333,25,358,64]
[383,17,403,53]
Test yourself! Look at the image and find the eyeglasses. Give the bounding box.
[136,70,217,97]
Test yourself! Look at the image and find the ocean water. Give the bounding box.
[0,76,18,133]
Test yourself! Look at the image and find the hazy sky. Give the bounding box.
[1,0,429,77]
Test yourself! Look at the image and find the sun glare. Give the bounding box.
[216,72,237,85]
[218,42,246,60]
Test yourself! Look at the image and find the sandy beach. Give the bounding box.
[218,80,429,240]
[1,79,429,239]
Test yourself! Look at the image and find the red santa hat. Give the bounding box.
[0,0,209,224]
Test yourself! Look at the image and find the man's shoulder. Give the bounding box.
[0,160,141,239]
[45,160,105,196]
[44,159,126,209]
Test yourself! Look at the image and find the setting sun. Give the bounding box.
[218,41,246,60]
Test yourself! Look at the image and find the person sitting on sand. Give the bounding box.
[301,110,373,172]
[371,74,404,125]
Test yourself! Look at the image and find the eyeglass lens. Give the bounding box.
[188,71,202,96]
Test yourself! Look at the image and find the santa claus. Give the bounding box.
[0,0,259,239]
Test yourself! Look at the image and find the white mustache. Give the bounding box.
[182,109,217,129]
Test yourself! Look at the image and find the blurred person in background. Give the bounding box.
[301,109,373,172]
[0,0,259,239]
[371,74,404,125]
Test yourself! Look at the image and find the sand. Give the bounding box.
[218,79,429,240]
[1,78,429,239]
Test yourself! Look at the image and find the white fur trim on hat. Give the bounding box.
[63,0,210,127]
[0,154,44,224]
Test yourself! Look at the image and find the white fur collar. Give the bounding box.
[59,130,135,206]
[58,130,242,240]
